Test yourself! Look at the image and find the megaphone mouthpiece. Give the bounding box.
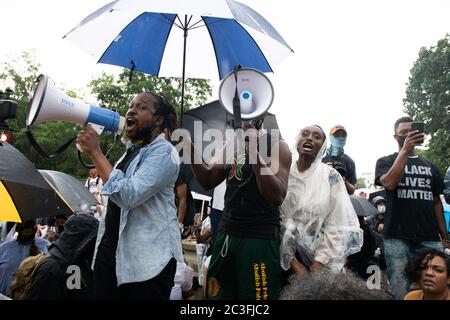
[239,90,254,115]
[219,68,274,121]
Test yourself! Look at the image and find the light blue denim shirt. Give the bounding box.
[99,134,183,286]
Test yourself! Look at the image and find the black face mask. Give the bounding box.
[17,227,35,244]
[397,135,407,148]
[56,225,64,234]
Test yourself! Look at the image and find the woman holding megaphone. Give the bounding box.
[76,92,183,300]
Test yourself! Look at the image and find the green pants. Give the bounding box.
[206,232,281,300]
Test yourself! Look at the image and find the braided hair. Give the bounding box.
[146,92,179,134]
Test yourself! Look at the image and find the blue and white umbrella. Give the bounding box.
[64,0,293,117]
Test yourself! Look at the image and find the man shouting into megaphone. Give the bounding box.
[76,92,183,300]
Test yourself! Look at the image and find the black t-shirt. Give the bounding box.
[322,152,357,184]
[95,146,142,268]
[220,133,280,240]
[175,163,194,226]
[374,153,444,241]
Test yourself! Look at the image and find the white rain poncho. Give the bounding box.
[280,131,363,272]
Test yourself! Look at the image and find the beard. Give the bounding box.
[128,122,157,143]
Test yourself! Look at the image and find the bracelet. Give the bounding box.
[442,239,450,243]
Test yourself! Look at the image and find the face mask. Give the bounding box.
[17,227,35,244]
[397,135,407,148]
[377,206,386,214]
[56,225,64,234]
[331,136,346,149]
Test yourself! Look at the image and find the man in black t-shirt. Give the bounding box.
[374,116,449,300]
[322,125,357,194]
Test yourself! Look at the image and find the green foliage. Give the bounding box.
[0,51,40,136]
[89,70,212,117]
[1,51,212,178]
[0,51,95,178]
[404,35,450,175]
[355,178,367,189]
[88,70,212,165]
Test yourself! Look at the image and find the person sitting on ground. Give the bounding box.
[404,248,450,300]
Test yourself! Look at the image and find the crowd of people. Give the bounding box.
[0,91,449,301]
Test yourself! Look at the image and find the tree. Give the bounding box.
[403,35,450,175]
[0,51,212,178]
[355,178,367,189]
[89,70,212,117]
[88,71,212,167]
[0,52,94,178]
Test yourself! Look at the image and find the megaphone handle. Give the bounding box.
[87,123,105,136]
[76,142,84,153]
[232,65,242,129]
[77,131,119,168]
[76,123,104,153]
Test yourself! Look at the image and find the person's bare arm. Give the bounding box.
[343,179,356,195]
[195,229,212,244]
[186,136,226,191]
[245,124,292,206]
[290,259,308,276]
[176,183,188,224]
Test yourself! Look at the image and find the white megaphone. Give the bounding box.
[27,74,125,137]
[219,67,274,129]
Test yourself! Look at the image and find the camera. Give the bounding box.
[332,161,347,177]
[0,89,17,131]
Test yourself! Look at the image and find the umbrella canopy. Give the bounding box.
[349,195,378,217]
[39,170,100,212]
[0,143,73,223]
[63,0,293,119]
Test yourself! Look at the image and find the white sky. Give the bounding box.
[1,0,449,178]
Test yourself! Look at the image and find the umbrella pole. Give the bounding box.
[180,14,188,127]
[200,200,205,221]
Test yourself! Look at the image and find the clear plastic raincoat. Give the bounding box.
[280,133,363,272]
